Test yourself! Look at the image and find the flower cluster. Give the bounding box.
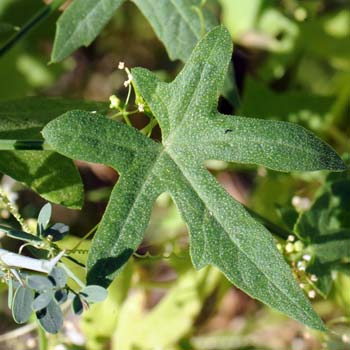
[277,234,319,299]
[105,61,155,136]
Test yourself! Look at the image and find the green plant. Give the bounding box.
[0,202,107,334]
[0,0,349,348]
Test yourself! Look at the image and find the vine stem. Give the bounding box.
[38,325,48,350]
[70,223,99,252]
[0,0,66,57]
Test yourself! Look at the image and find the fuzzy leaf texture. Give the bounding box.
[43,26,346,330]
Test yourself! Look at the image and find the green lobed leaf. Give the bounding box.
[43,26,346,330]
[0,97,108,208]
[51,0,126,62]
[12,286,34,324]
[36,299,63,334]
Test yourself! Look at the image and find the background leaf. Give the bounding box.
[0,97,108,208]
[72,295,84,315]
[80,285,108,303]
[49,267,67,288]
[36,299,63,333]
[12,286,34,324]
[32,291,54,312]
[131,0,217,62]
[112,266,224,350]
[37,203,52,234]
[27,275,54,291]
[51,0,126,62]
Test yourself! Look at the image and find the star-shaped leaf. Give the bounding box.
[42,26,345,330]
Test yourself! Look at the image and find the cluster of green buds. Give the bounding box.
[277,234,318,299]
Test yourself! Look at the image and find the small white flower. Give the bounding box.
[287,235,295,242]
[138,104,144,112]
[109,95,120,109]
[310,274,318,282]
[302,254,311,262]
[297,260,306,271]
[285,242,294,253]
[308,290,316,298]
[118,61,125,70]
[292,196,311,211]
[90,110,97,114]
[299,283,305,289]
[54,345,67,350]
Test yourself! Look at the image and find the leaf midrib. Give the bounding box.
[171,123,327,168]
[97,147,163,258]
[166,148,316,324]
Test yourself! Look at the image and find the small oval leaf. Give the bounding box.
[54,289,68,304]
[0,225,42,243]
[72,295,84,315]
[12,286,34,324]
[8,277,14,309]
[27,275,54,291]
[36,300,63,334]
[80,285,108,303]
[32,291,54,311]
[44,223,69,241]
[49,267,67,288]
[37,203,52,235]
